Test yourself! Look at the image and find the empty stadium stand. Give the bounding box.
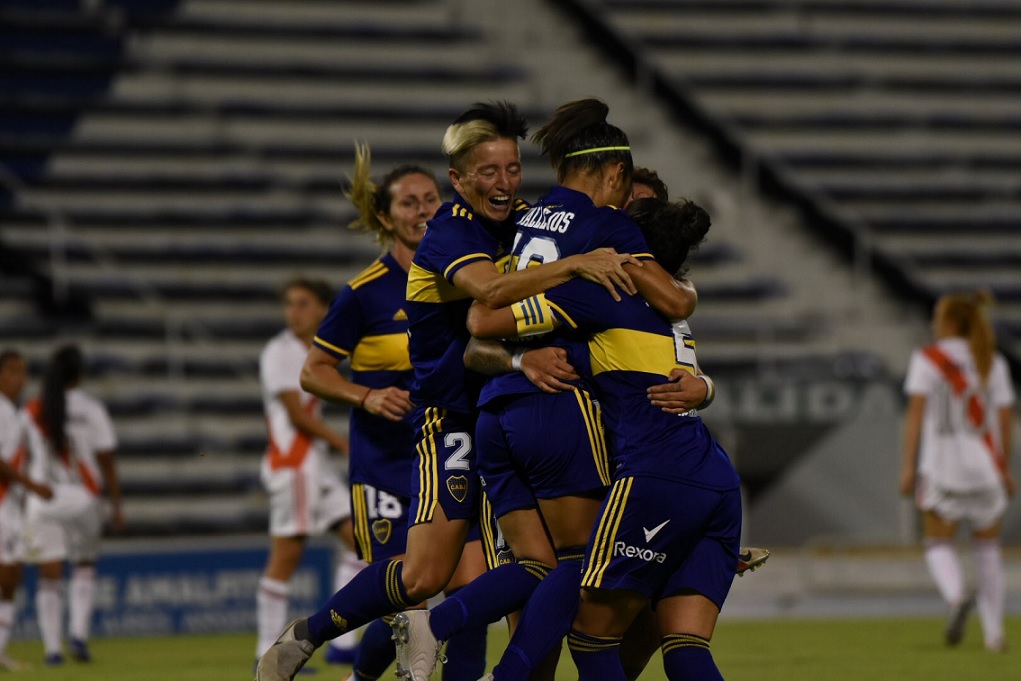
[1,0,958,537]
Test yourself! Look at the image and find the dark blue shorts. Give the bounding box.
[351,482,410,564]
[409,407,481,525]
[476,389,612,519]
[581,476,741,609]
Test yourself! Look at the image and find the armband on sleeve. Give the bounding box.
[511,294,556,337]
[696,374,716,411]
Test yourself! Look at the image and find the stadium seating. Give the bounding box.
[0,0,893,536]
[558,0,1021,369]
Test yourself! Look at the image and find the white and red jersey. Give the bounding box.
[0,394,28,507]
[905,337,1015,492]
[22,388,117,497]
[260,329,325,471]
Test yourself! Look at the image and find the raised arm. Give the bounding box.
[453,249,640,309]
[627,262,697,320]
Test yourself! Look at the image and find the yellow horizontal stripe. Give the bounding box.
[589,328,681,377]
[350,333,411,372]
[407,262,472,304]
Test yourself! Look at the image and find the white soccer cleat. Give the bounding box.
[477,675,495,681]
[392,610,442,680]
[736,547,770,576]
[256,618,318,681]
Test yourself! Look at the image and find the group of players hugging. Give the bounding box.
[254,98,770,681]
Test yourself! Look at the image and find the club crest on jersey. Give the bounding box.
[447,476,469,503]
[372,519,392,545]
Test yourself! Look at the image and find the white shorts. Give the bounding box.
[916,476,1008,531]
[0,495,26,564]
[262,452,351,538]
[24,484,103,563]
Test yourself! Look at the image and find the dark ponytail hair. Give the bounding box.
[42,345,83,453]
[532,98,633,184]
[627,197,711,276]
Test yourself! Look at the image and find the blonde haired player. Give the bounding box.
[255,279,365,669]
[901,291,1015,651]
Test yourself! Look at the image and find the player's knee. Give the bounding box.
[399,563,448,602]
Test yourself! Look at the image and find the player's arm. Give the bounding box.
[279,389,349,455]
[301,346,412,423]
[900,394,926,496]
[463,339,579,394]
[0,457,51,499]
[997,405,1015,496]
[452,248,640,309]
[626,261,697,320]
[96,448,125,532]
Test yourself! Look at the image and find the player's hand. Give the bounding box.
[520,347,579,393]
[110,503,126,534]
[571,248,641,301]
[363,386,414,422]
[898,468,916,497]
[329,434,350,456]
[647,369,707,414]
[30,480,53,500]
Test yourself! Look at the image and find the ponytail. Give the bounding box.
[41,345,83,453]
[532,98,632,183]
[937,291,996,383]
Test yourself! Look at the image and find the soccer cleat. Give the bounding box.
[256,618,319,681]
[477,675,495,681]
[945,593,976,646]
[69,638,91,662]
[392,611,442,680]
[44,653,64,666]
[736,547,770,576]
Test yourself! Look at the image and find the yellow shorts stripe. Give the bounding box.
[582,476,633,588]
[351,483,373,564]
[414,407,446,525]
[572,388,611,486]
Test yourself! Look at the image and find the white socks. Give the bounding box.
[924,540,965,606]
[0,600,15,656]
[973,539,1005,649]
[256,577,290,658]
[69,565,96,642]
[329,552,367,652]
[36,578,63,656]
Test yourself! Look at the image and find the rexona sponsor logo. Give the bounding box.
[614,542,667,564]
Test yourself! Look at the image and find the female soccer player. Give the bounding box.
[468,196,740,681]
[256,101,636,681]
[900,291,1014,652]
[23,345,124,665]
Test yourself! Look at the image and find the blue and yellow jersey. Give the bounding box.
[544,278,740,490]
[314,252,414,496]
[479,185,656,406]
[406,193,527,413]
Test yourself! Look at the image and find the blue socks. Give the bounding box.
[661,633,722,681]
[441,615,488,681]
[351,617,396,680]
[307,560,414,644]
[427,559,552,641]
[492,549,584,680]
[568,629,626,681]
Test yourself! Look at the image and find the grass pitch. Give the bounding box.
[6,616,1017,680]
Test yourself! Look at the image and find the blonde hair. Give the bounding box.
[345,142,439,248]
[937,290,997,382]
[442,101,528,174]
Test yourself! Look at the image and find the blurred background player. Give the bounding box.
[900,291,1015,652]
[0,350,53,670]
[300,145,450,680]
[22,345,123,665]
[255,279,365,669]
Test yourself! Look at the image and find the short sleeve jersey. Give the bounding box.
[545,278,740,490]
[24,388,117,496]
[314,252,415,496]
[479,185,656,406]
[904,336,1015,491]
[260,328,327,471]
[406,193,526,413]
[0,395,26,503]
